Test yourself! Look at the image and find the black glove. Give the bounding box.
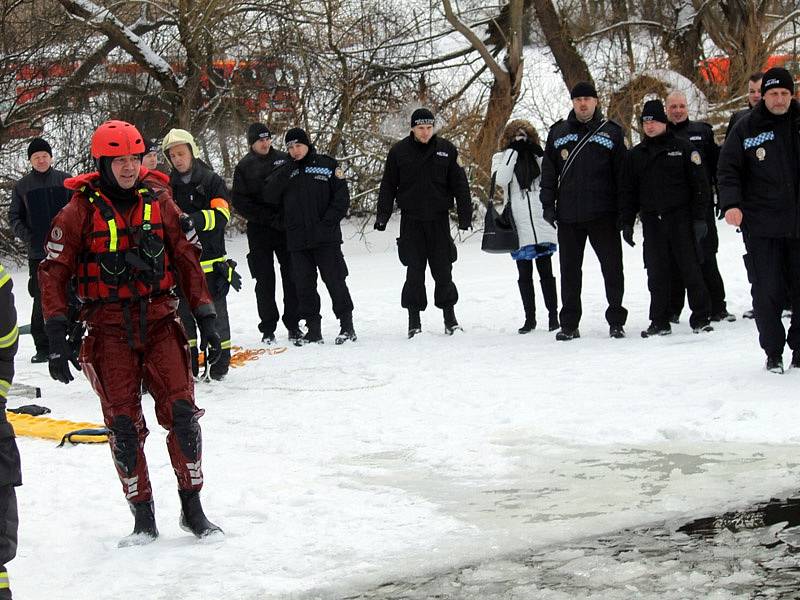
[179,213,195,233]
[227,260,242,292]
[693,220,708,243]
[373,217,387,231]
[45,318,81,384]
[543,207,557,229]
[458,216,472,231]
[197,315,222,367]
[622,225,635,247]
[509,139,529,153]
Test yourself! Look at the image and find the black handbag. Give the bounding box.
[481,173,519,254]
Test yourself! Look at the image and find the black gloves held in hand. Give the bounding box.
[198,315,222,366]
[373,217,387,231]
[543,207,557,229]
[45,317,81,384]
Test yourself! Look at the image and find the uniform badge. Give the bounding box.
[560,149,569,161]
[334,167,345,179]
[756,147,766,161]
[50,226,63,241]
[690,151,702,165]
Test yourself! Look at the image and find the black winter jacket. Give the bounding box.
[9,167,71,260]
[169,160,230,268]
[376,134,471,225]
[620,131,710,226]
[718,100,800,239]
[669,118,718,186]
[540,109,627,224]
[265,148,349,252]
[232,147,290,231]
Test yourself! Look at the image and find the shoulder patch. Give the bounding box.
[335,167,345,179]
[690,150,702,165]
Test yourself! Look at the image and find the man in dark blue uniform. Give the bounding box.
[540,82,628,340]
[718,67,800,373]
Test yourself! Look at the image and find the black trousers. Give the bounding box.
[0,485,16,599]
[28,259,47,354]
[745,235,800,357]
[557,214,627,331]
[670,212,727,316]
[398,215,458,311]
[642,211,710,329]
[178,273,232,376]
[246,224,299,335]
[291,245,354,324]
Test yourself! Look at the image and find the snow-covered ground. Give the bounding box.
[8,220,800,599]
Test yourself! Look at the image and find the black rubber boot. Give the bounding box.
[118,500,159,548]
[178,490,223,539]
[408,310,422,338]
[517,279,536,334]
[295,319,323,346]
[335,312,357,344]
[540,276,559,331]
[443,306,462,335]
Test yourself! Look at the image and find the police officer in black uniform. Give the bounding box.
[540,82,628,340]
[163,129,235,379]
[265,127,355,346]
[726,72,763,140]
[719,67,800,373]
[232,123,301,345]
[620,100,712,337]
[726,72,763,320]
[665,90,734,324]
[374,108,472,337]
[0,263,20,598]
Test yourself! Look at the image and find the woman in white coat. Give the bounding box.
[491,119,559,333]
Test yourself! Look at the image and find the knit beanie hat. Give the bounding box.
[284,127,310,147]
[570,82,598,99]
[410,108,435,127]
[640,99,668,124]
[27,137,52,159]
[761,67,795,96]
[247,123,272,146]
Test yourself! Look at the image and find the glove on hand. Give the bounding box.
[542,207,557,229]
[458,216,472,231]
[622,225,635,247]
[693,220,708,243]
[373,217,387,231]
[228,260,243,292]
[45,318,81,384]
[198,315,222,366]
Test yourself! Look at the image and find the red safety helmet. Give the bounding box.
[90,120,145,159]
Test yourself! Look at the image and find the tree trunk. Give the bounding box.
[532,0,594,91]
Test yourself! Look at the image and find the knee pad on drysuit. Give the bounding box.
[171,400,202,462]
[110,415,139,477]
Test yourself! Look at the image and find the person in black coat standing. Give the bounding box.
[374,108,472,337]
[9,138,70,362]
[620,100,712,337]
[232,123,300,345]
[665,90,733,324]
[540,82,628,340]
[718,67,800,373]
[265,128,355,346]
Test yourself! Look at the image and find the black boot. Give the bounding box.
[335,312,357,344]
[517,279,536,334]
[295,319,323,346]
[443,306,462,335]
[540,276,559,331]
[408,310,422,339]
[178,490,223,539]
[118,500,158,548]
